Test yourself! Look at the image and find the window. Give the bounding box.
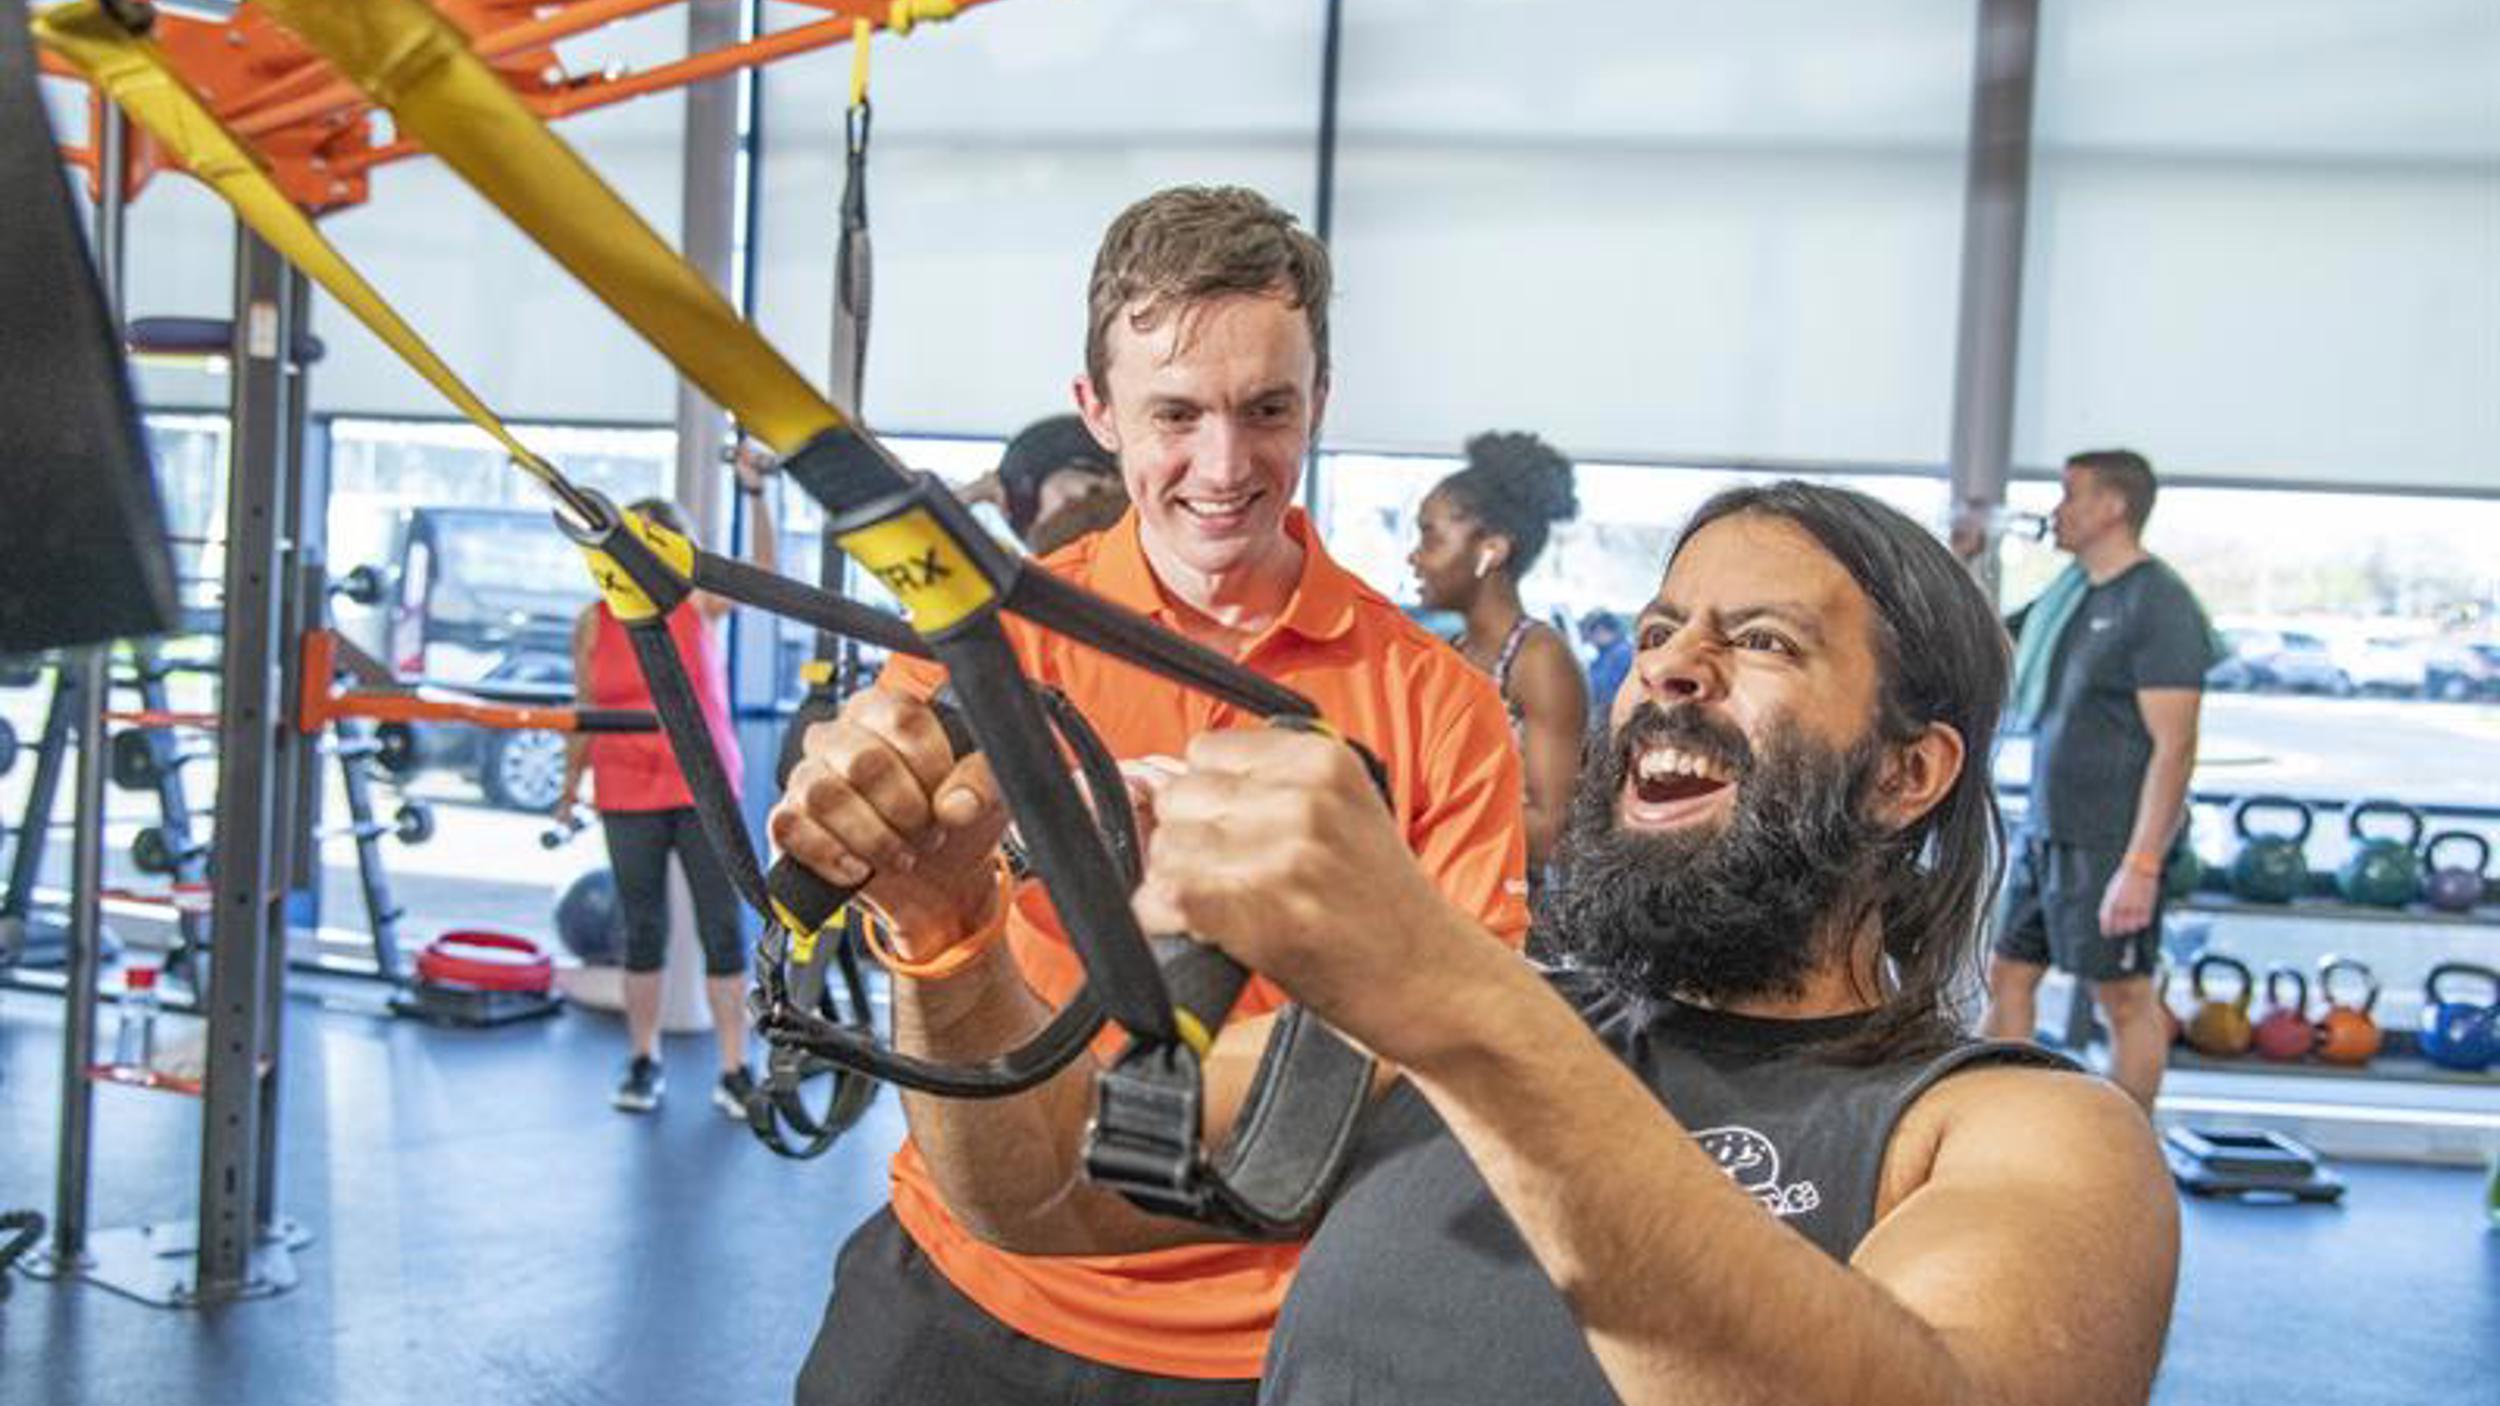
[1315,452,1950,648]
[1995,479,2500,819]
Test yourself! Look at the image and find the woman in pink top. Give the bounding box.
[555,449,775,1115]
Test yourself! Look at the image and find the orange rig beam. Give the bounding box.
[41,0,994,213]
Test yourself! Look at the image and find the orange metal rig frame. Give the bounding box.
[295,627,654,737]
[42,0,993,214]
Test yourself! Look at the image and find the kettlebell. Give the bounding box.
[2155,964,2185,1047]
[2418,962,2500,1073]
[2421,831,2491,914]
[2336,799,2426,908]
[2227,796,2313,905]
[2161,837,2206,903]
[2184,953,2255,1057]
[2251,966,2314,1062]
[2313,956,2383,1066]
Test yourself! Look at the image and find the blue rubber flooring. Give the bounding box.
[2,985,2495,1404]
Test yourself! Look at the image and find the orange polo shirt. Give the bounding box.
[873,506,1529,1379]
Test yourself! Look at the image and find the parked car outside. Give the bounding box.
[2336,634,2431,698]
[2205,628,2269,692]
[2424,641,2500,702]
[341,507,594,812]
[2249,629,2352,696]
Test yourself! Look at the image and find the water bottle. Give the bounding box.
[1946,502,2051,560]
[114,965,161,1071]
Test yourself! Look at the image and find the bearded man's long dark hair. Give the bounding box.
[1669,482,2010,1061]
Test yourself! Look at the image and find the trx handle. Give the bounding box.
[1085,719,1394,1235]
[745,906,881,1160]
[759,695,978,942]
[572,709,659,734]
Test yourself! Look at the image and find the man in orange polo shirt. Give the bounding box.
[775,186,1529,1405]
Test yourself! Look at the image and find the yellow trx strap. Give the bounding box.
[31,1,571,500]
[849,18,872,108]
[256,0,847,457]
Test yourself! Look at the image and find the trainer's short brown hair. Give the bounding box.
[1084,186,1331,399]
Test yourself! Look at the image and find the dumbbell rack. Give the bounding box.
[316,716,410,979]
[0,639,211,976]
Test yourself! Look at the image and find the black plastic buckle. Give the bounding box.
[1085,1044,1209,1221]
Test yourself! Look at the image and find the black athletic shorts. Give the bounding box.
[1992,836,2162,982]
[795,1207,1259,1406]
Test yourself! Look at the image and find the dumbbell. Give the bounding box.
[110,730,208,792]
[131,825,209,876]
[329,564,387,607]
[319,801,436,847]
[327,723,424,777]
[0,715,18,778]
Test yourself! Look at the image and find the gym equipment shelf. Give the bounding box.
[2177,893,2498,928]
[83,1043,275,1097]
[2164,1047,2497,1089]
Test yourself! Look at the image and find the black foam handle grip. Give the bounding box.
[1153,937,1252,1048]
[764,693,977,936]
[572,708,658,733]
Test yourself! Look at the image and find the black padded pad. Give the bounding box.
[0,0,175,655]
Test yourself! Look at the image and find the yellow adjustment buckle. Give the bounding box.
[837,507,996,634]
[778,902,833,964]
[1172,1008,1215,1060]
[800,659,838,687]
[579,508,699,623]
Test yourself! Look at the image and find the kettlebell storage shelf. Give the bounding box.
[2163,1047,2496,1088]
[2174,894,2499,928]
[2161,886,2497,1088]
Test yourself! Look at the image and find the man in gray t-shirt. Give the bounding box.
[1982,449,2216,1113]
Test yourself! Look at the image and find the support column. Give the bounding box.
[672,0,745,541]
[1945,0,2040,604]
[1300,0,1346,515]
[46,100,130,1273]
[194,226,297,1302]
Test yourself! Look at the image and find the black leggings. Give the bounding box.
[599,806,747,976]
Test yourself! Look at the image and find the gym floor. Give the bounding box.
[2,986,2493,1405]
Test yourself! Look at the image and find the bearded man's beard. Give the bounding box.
[1540,700,1892,1007]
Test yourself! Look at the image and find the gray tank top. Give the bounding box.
[1261,971,2075,1405]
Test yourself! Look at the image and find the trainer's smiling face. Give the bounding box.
[1610,512,1887,838]
[1075,289,1322,598]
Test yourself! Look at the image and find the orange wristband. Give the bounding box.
[2122,851,2164,878]
[858,855,1014,982]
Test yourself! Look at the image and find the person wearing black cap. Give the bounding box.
[972,412,1126,546]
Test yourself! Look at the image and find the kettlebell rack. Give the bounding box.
[2168,792,2497,1088]
[2024,789,2498,1091]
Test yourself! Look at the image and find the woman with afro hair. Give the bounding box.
[1407,431,1589,876]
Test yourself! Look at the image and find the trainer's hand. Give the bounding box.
[1131,729,1467,1062]
[2099,867,2157,940]
[770,688,1007,954]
